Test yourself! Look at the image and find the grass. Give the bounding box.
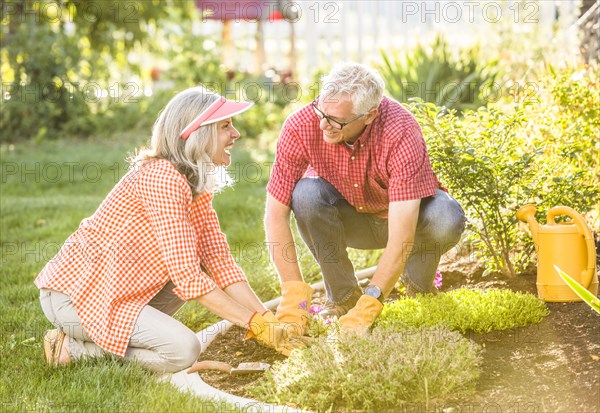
[1,135,231,411]
[377,288,550,333]
[0,133,381,411]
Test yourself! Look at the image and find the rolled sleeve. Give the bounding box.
[136,165,217,300]
[171,266,218,301]
[266,121,309,206]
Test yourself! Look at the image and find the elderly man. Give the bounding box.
[265,62,465,334]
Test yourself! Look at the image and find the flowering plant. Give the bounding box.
[434,270,443,290]
[298,301,334,338]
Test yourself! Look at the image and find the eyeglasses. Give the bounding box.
[311,99,367,130]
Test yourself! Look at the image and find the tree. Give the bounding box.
[1,1,194,140]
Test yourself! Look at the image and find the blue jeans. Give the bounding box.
[291,178,466,303]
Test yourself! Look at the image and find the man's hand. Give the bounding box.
[275,280,314,336]
[338,295,384,334]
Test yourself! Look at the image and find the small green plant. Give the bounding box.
[377,288,549,334]
[250,326,482,412]
[300,303,336,339]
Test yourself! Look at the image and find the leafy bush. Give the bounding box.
[228,74,296,142]
[377,289,549,334]
[379,36,499,112]
[1,1,179,141]
[411,64,599,276]
[0,20,95,141]
[520,66,600,221]
[412,100,538,276]
[250,326,481,412]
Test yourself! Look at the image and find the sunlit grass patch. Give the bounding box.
[377,288,549,333]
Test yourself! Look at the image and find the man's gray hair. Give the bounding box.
[320,62,385,114]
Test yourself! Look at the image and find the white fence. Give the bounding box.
[196,0,581,80]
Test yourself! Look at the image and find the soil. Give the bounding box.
[195,256,600,412]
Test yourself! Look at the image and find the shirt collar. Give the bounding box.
[353,120,375,146]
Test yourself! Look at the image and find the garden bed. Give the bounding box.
[195,261,600,412]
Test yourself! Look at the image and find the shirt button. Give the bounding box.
[351,156,355,160]
[359,206,364,210]
[353,183,358,187]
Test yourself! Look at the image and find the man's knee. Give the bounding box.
[423,193,466,246]
[291,178,333,220]
[434,203,466,247]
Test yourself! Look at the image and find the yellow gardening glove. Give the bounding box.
[246,312,311,356]
[338,295,383,335]
[243,310,278,340]
[275,280,313,336]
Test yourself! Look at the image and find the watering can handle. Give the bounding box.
[547,206,596,289]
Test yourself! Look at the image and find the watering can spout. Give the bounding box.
[516,204,540,246]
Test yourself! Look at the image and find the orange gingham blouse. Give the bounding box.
[34,158,247,356]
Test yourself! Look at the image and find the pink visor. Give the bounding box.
[180,97,253,139]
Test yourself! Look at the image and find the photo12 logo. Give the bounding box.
[397,1,540,24]
[1,1,141,24]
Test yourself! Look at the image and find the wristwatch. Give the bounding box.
[364,285,384,304]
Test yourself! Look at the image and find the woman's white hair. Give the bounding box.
[320,62,385,114]
[130,86,231,196]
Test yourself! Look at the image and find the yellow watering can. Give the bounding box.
[516,204,598,302]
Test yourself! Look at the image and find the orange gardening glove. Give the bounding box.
[246,312,311,356]
[243,310,277,340]
[338,295,383,335]
[275,281,314,336]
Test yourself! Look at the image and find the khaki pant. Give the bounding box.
[39,281,201,373]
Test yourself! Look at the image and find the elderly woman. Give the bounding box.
[35,87,302,373]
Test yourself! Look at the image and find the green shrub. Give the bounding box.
[410,65,599,276]
[521,66,600,222]
[0,22,95,141]
[377,289,549,334]
[1,1,179,141]
[250,326,482,412]
[379,36,499,112]
[412,100,538,276]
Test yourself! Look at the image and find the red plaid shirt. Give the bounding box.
[267,96,440,218]
[34,159,246,356]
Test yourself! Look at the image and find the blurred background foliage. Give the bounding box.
[0,0,293,142]
[379,36,500,113]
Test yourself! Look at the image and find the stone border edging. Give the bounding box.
[165,266,377,412]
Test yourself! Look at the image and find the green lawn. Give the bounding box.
[0,134,379,411]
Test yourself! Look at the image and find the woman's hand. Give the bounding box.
[247,312,312,356]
